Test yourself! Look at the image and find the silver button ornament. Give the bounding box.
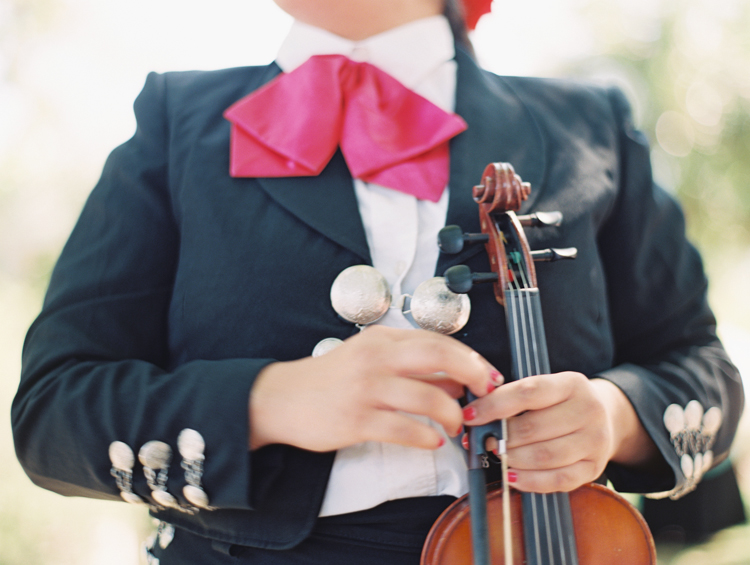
[177,429,205,462]
[151,489,178,509]
[702,450,714,474]
[157,521,175,550]
[330,265,391,326]
[693,452,705,482]
[109,441,145,505]
[110,441,135,471]
[178,429,213,511]
[410,277,471,335]
[184,484,211,509]
[312,337,344,357]
[663,404,685,438]
[649,401,723,500]
[139,440,172,471]
[703,407,722,436]
[139,441,181,510]
[680,453,694,480]
[684,400,704,431]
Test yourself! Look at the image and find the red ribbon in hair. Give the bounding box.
[462,0,493,30]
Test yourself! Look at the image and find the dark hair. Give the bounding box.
[443,0,475,57]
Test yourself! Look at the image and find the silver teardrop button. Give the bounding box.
[184,485,210,509]
[109,441,135,471]
[139,441,173,470]
[663,404,685,435]
[177,429,205,461]
[685,400,704,431]
[120,491,146,505]
[152,489,180,509]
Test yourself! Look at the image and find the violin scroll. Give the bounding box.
[473,163,530,213]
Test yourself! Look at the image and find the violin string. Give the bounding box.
[553,494,567,565]
[511,253,550,565]
[514,246,570,565]
[507,282,541,564]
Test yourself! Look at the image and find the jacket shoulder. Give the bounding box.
[133,64,282,124]
[485,72,633,131]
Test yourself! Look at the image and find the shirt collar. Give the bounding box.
[275,15,455,92]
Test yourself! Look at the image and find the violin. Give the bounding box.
[421,163,656,565]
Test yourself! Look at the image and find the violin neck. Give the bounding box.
[504,287,580,565]
[504,288,550,379]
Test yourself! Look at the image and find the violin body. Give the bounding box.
[422,482,656,565]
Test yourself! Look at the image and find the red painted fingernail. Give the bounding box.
[507,471,517,483]
[455,425,464,436]
[463,406,477,421]
[490,370,504,384]
[461,434,469,449]
[487,382,496,393]
[437,437,446,448]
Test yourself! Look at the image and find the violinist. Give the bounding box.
[12,0,743,564]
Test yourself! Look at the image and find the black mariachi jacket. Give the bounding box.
[12,48,743,549]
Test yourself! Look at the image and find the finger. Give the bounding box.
[373,375,464,437]
[361,410,446,450]
[505,405,582,449]
[379,330,502,397]
[506,460,601,493]
[506,432,586,472]
[464,372,585,425]
[406,375,465,399]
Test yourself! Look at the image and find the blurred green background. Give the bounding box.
[1,0,748,563]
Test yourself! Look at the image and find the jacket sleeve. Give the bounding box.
[595,87,744,498]
[11,72,276,512]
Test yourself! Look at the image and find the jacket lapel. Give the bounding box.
[255,151,371,264]
[240,65,371,264]
[438,48,547,273]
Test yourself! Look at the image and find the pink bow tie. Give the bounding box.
[223,54,467,202]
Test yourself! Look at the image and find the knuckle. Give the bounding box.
[513,418,535,441]
[590,426,610,450]
[532,444,554,467]
[421,339,448,365]
[349,371,379,401]
[517,378,540,399]
[550,469,575,493]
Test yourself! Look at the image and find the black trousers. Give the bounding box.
[149,496,457,564]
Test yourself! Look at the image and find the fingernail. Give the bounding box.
[490,369,504,384]
[455,425,464,437]
[507,471,517,483]
[437,437,446,448]
[461,434,469,450]
[463,406,477,421]
[487,382,496,394]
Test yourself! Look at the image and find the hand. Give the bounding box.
[462,373,657,493]
[249,325,501,452]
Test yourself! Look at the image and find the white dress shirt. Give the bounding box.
[275,15,469,517]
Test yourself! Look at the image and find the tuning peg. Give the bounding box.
[438,225,490,255]
[517,211,563,227]
[530,247,578,262]
[444,265,498,294]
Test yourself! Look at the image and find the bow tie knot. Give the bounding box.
[224,54,467,202]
